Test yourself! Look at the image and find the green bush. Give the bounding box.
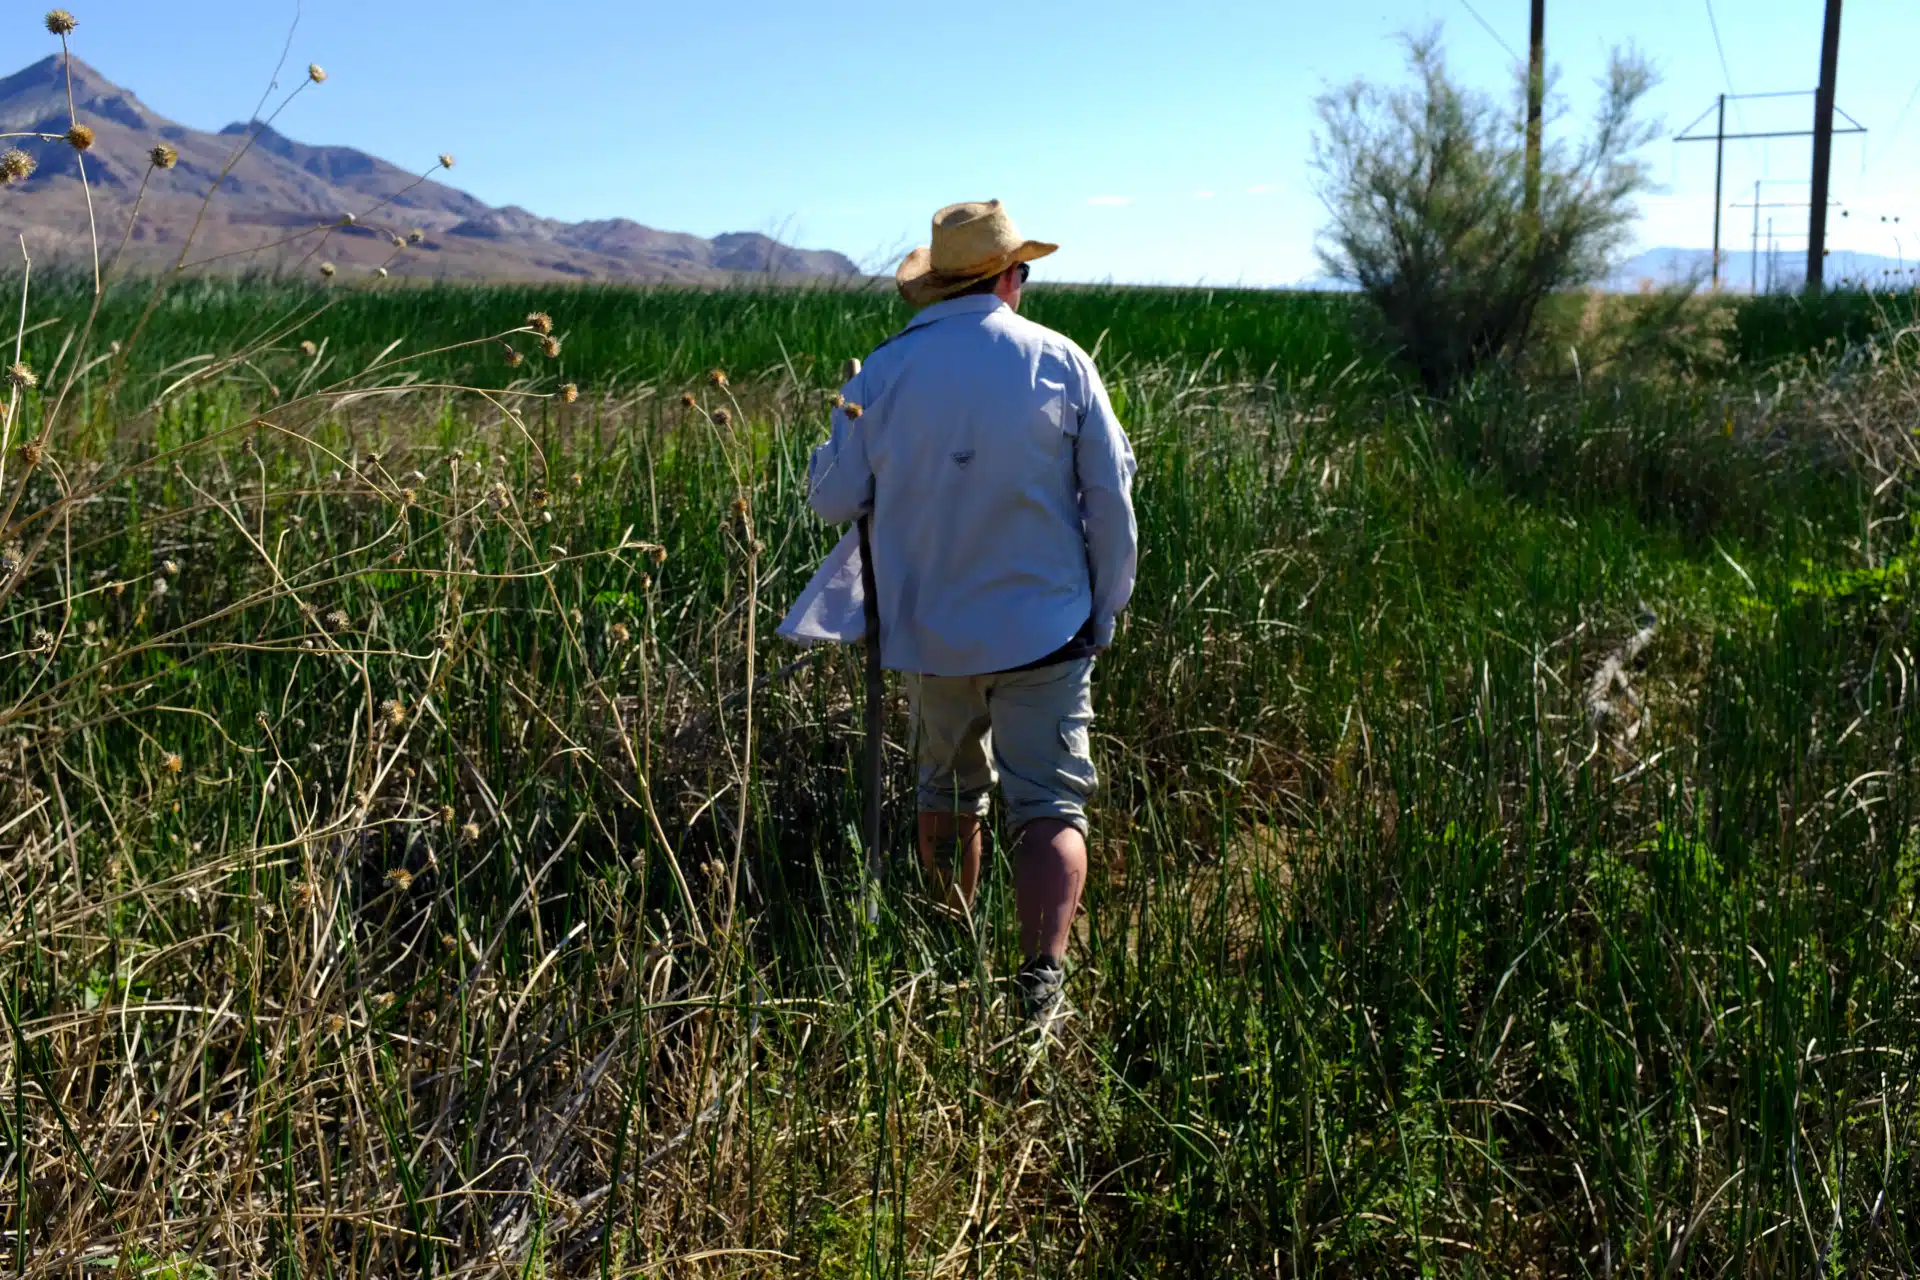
[1314,32,1659,393]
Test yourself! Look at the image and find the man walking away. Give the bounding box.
[806,200,1138,1035]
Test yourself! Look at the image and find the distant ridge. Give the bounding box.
[1607,246,1917,295]
[0,54,859,283]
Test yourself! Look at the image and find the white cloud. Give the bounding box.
[1087,195,1135,207]
[1192,190,1216,200]
[1246,184,1275,195]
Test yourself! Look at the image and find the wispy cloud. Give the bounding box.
[1087,195,1135,207]
[1246,184,1275,195]
[1192,190,1216,200]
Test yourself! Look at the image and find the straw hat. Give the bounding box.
[895,200,1058,307]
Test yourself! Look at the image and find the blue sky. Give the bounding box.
[50,0,1920,285]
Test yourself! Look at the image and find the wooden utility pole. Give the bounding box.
[1805,0,1844,292]
[1710,95,1726,289]
[1524,0,1545,220]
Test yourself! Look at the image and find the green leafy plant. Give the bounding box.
[1313,31,1659,392]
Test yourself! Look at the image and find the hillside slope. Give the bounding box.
[0,55,858,283]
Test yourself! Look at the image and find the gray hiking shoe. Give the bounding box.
[1014,957,1068,1039]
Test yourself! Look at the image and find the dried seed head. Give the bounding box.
[149,143,178,170]
[526,311,554,335]
[399,487,416,506]
[370,992,396,1012]
[375,266,389,278]
[381,698,407,728]
[502,344,523,368]
[291,880,318,909]
[0,149,36,185]
[649,545,668,565]
[730,496,749,517]
[439,804,455,823]
[608,621,630,645]
[323,1014,346,1035]
[325,608,348,630]
[680,391,696,408]
[407,228,425,244]
[707,368,729,388]
[711,407,732,427]
[830,392,846,409]
[843,402,863,420]
[339,212,356,226]
[460,820,480,842]
[540,335,561,359]
[18,440,44,468]
[560,382,579,404]
[385,867,413,891]
[31,627,53,653]
[64,124,93,151]
[45,10,76,36]
[390,233,405,248]
[308,63,326,83]
[438,152,455,169]
[320,261,336,278]
[299,339,317,357]
[7,362,36,389]
[161,559,177,577]
[569,471,583,487]
[161,751,183,775]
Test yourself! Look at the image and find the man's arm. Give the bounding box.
[807,372,873,525]
[1075,361,1138,647]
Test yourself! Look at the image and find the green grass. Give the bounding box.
[9,270,1370,396]
[1729,285,1920,367]
[1,280,1916,1275]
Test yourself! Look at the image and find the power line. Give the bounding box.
[1701,0,1757,165]
[1874,69,1920,166]
[1702,0,1738,97]
[1456,0,1521,65]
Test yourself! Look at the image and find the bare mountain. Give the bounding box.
[0,54,858,283]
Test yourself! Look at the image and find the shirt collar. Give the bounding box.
[903,293,1006,332]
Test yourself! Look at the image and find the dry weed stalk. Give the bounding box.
[0,17,773,1268]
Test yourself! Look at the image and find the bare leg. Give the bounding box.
[1014,819,1086,964]
[918,811,983,910]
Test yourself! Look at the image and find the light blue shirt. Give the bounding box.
[806,294,1138,677]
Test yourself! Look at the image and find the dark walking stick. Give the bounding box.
[858,513,884,894]
[844,357,886,917]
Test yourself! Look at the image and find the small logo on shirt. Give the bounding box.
[950,450,974,469]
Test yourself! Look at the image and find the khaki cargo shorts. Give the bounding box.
[904,658,1097,834]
